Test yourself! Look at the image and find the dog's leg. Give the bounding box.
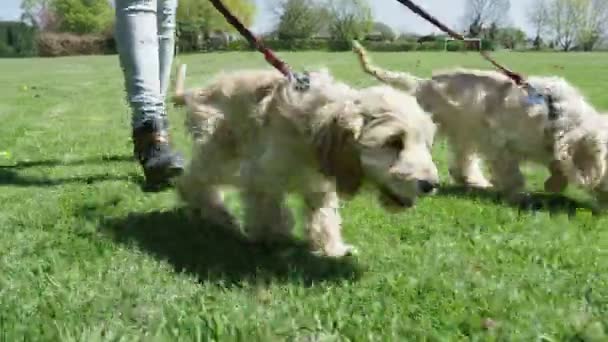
[303,191,356,258]
[487,156,528,205]
[176,172,237,230]
[241,189,294,247]
[448,139,492,189]
[591,179,608,214]
[544,160,569,193]
[176,141,240,234]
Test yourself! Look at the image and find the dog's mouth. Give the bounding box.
[379,186,413,209]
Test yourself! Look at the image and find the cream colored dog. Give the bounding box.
[352,41,608,208]
[172,65,439,257]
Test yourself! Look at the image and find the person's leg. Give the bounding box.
[158,0,177,99]
[114,0,183,190]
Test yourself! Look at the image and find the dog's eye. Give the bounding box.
[383,136,404,150]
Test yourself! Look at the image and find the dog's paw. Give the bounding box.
[448,169,492,189]
[314,243,358,258]
[513,193,545,211]
[592,191,608,216]
[466,178,493,189]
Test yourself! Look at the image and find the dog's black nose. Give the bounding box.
[418,180,438,194]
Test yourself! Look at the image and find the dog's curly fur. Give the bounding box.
[352,41,608,206]
[172,65,439,257]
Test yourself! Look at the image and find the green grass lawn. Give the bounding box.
[1,51,607,340]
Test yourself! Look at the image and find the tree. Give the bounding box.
[577,0,608,51]
[463,0,511,37]
[370,22,396,41]
[273,0,327,40]
[177,0,256,35]
[542,0,608,51]
[327,0,372,41]
[52,0,113,34]
[546,0,586,51]
[496,27,527,49]
[176,0,255,50]
[487,22,499,40]
[20,0,58,31]
[526,0,548,49]
[532,35,545,50]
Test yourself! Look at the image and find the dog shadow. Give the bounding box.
[0,154,145,187]
[437,185,598,216]
[100,208,362,286]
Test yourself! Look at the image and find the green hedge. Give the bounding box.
[180,39,332,52]
[37,32,115,57]
[353,41,417,52]
[481,40,495,51]
[417,41,444,51]
[217,38,496,52]
[0,21,37,57]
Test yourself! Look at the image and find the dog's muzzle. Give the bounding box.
[417,179,439,195]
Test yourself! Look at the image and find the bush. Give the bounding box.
[226,39,252,51]
[0,21,37,57]
[481,39,495,51]
[37,32,114,57]
[328,40,351,51]
[53,0,114,35]
[445,40,466,52]
[417,41,444,51]
[264,39,329,51]
[176,36,494,53]
[363,41,416,52]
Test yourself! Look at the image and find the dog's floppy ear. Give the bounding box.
[556,131,607,188]
[314,104,365,197]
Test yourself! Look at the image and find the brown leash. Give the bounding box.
[394,0,526,86]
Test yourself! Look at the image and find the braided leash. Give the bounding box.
[208,0,310,90]
[394,0,526,86]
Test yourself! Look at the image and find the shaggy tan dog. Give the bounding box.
[172,65,439,257]
[352,41,608,208]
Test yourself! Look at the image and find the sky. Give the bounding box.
[0,0,534,35]
[251,0,533,35]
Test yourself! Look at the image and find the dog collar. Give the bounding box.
[524,84,546,106]
[291,71,311,91]
[523,84,559,120]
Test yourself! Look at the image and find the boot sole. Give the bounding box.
[141,165,184,192]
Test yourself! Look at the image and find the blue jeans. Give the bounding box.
[114,0,178,130]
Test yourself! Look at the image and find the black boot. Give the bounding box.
[132,119,184,191]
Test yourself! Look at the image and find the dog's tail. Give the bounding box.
[172,63,188,106]
[171,63,220,141]
[351,40,423,93]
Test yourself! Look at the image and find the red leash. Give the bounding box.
[208,0,293,78]
[394,0,526,86]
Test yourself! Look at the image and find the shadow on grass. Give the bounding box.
[0,154,133,169]
[0,154,144,187]
[0,168,143,187]
[437,185,598,216]
[101,208,362,286]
